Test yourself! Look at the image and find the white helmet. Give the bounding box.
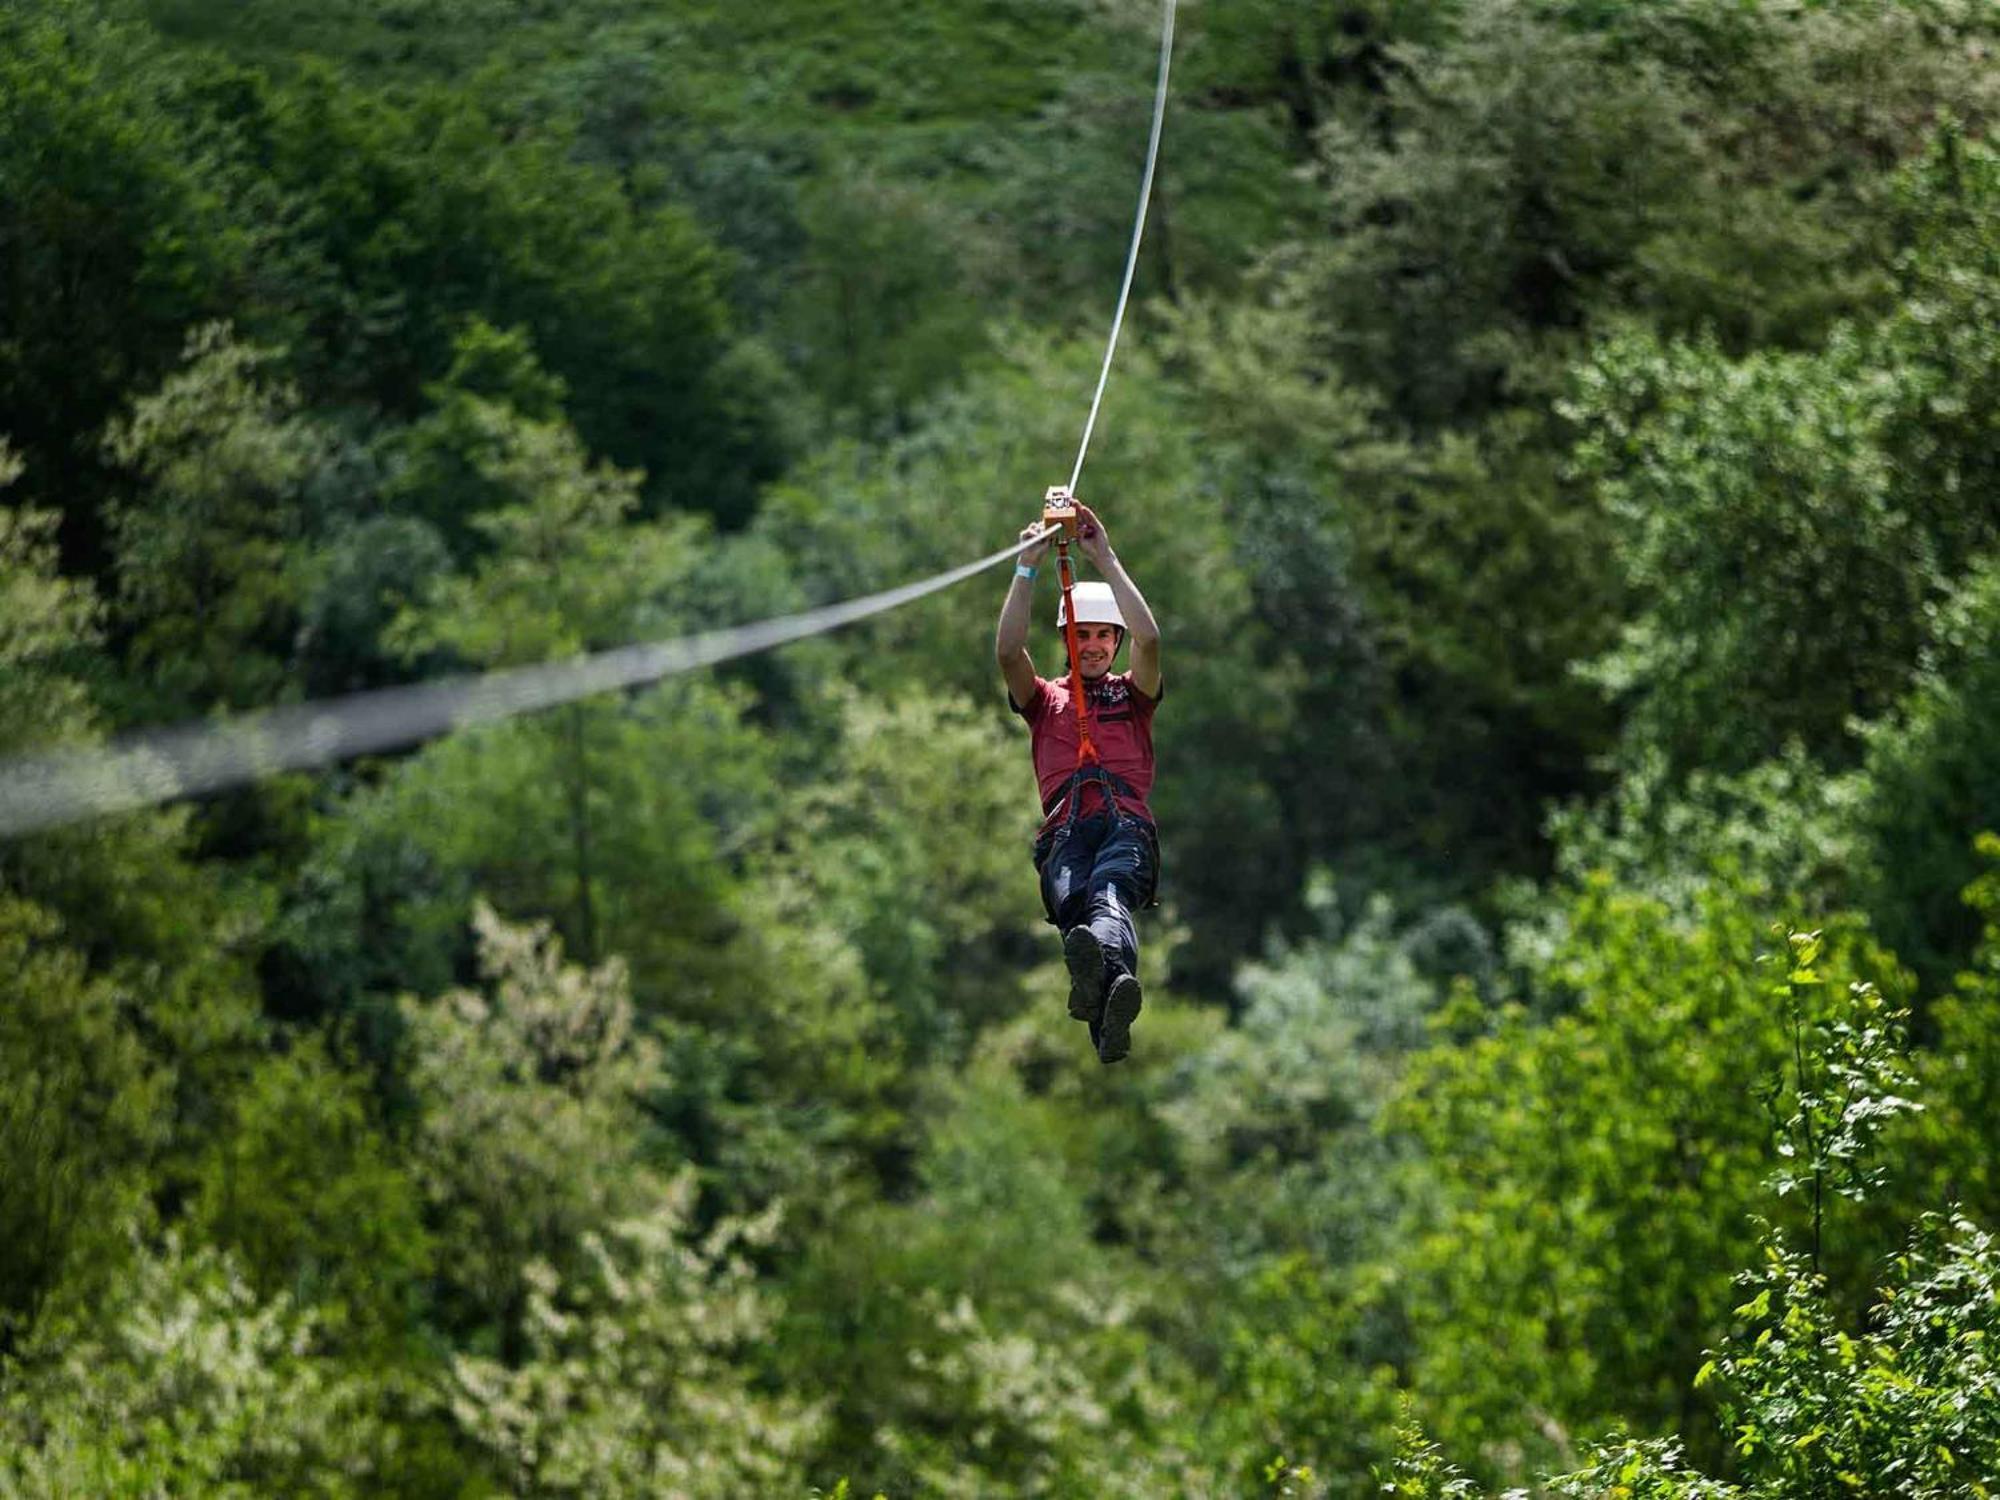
[1057,581,1124,630]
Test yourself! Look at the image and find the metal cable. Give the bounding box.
[1067,0,1178,496]
[0,526,1060,837]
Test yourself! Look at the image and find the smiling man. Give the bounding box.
[996,501,1163,1063]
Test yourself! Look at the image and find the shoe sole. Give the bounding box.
[1097,974,1142,1064]
[1064,928,1105,1025]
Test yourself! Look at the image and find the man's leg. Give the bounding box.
[1039,818,1111,1040]
[1081,820,1150,983]
[1082,821,1153,1063]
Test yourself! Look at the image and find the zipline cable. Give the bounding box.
[0,0,1180,839]
[0,526,1058,838]
[1067,0,1177,496]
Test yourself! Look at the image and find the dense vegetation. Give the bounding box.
[3,0,1998,1492]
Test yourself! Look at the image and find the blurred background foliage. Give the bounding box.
[3,0,2000,1493]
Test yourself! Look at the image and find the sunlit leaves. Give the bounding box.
[447,1186,822,1499]
[401,903,665,1330]
[105,325,333,715]
[0,1234,387,1497]
[0,900,165,1343]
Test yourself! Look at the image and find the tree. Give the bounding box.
[187,1035,431,1351]
[0,1234,392,1498]
[1854,565,2000,989]
[1562,131,2000,780]
[0,480,264,1347]
[777,686,1044,1059]
[0,2,247,573]
[778,166,994,432]
[1300,0,1707,430]
[1386,882,1905,1480]
[447,1191,822,1499]
[384,388,727,971]
[0,898,165,1348]
[104,325,333,717]
[189,62,783,521]
[400,904,665,1338]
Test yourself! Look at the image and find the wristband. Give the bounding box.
[1014,562,1038,580]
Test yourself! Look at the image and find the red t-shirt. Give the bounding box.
[1012,671,1161,824]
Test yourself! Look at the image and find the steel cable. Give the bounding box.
[1067,0,1178,496]
[0,527,1058,837]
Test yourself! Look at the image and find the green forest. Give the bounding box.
[3,0,1999,1492]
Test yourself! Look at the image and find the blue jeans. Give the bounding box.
[1035,812,1157,985]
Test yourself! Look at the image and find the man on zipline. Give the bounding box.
[998,501,1162,1064]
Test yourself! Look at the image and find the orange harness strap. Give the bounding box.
[1052,539,1099,771]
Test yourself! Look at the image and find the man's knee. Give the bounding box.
[1043,851,1094,926]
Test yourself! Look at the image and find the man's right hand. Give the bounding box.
[1017,522,1052,568]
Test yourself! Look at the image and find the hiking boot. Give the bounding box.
[1063,927,1106,1026]
[1096,974,1143,1064]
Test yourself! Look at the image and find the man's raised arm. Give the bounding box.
[997,523,1049,710]
[1074,503,1160,700]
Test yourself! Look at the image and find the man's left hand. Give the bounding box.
[1075,502,1114,569]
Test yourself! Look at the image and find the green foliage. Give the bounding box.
[352,686,766,992]
[1294,0,1998,432]
[1569,132,2000,778]
[1167,286,1620,905]
[295,513,453,697]
[0,2,248,552]
[1539,749,1863,927]
[12,0,2000,1493]
[1550,1441,1742,1500]
[1377,1405,1477,1499]
[0,899,165,1344]
[1379,1214,2000,1499]
[0,495,102,759]
[781,1036,1218,1496]
[1569,325,1966,775]
[0,482,273,1349]
[146,0,1094,129]
[1759,931,1923,1274]
[105,325,331,715]
[1387,882,1902,1477]
[779,686,1042,1055]
[378,319,572,555]
[1185,0,1456,144]
[970,55,1313,322]
[1704,1216,2000,1498]
[1854,563,2000,986]
[0,1234,388,1497]
[388,391,702,670]
[1305,0,1707,428]
[749,341,1283,984]
[446,1186,822,1498]
[1903,841,2000,1227]
[368,390,769,989]
[185,59,778,518]
[188,1035,431,1347]
[1204,1252,1406,1497]
[400,903,665,1334]
[1156,886,1443,1384]
[778,166,994,430]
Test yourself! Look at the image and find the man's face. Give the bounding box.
[1074,622,1121,679]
